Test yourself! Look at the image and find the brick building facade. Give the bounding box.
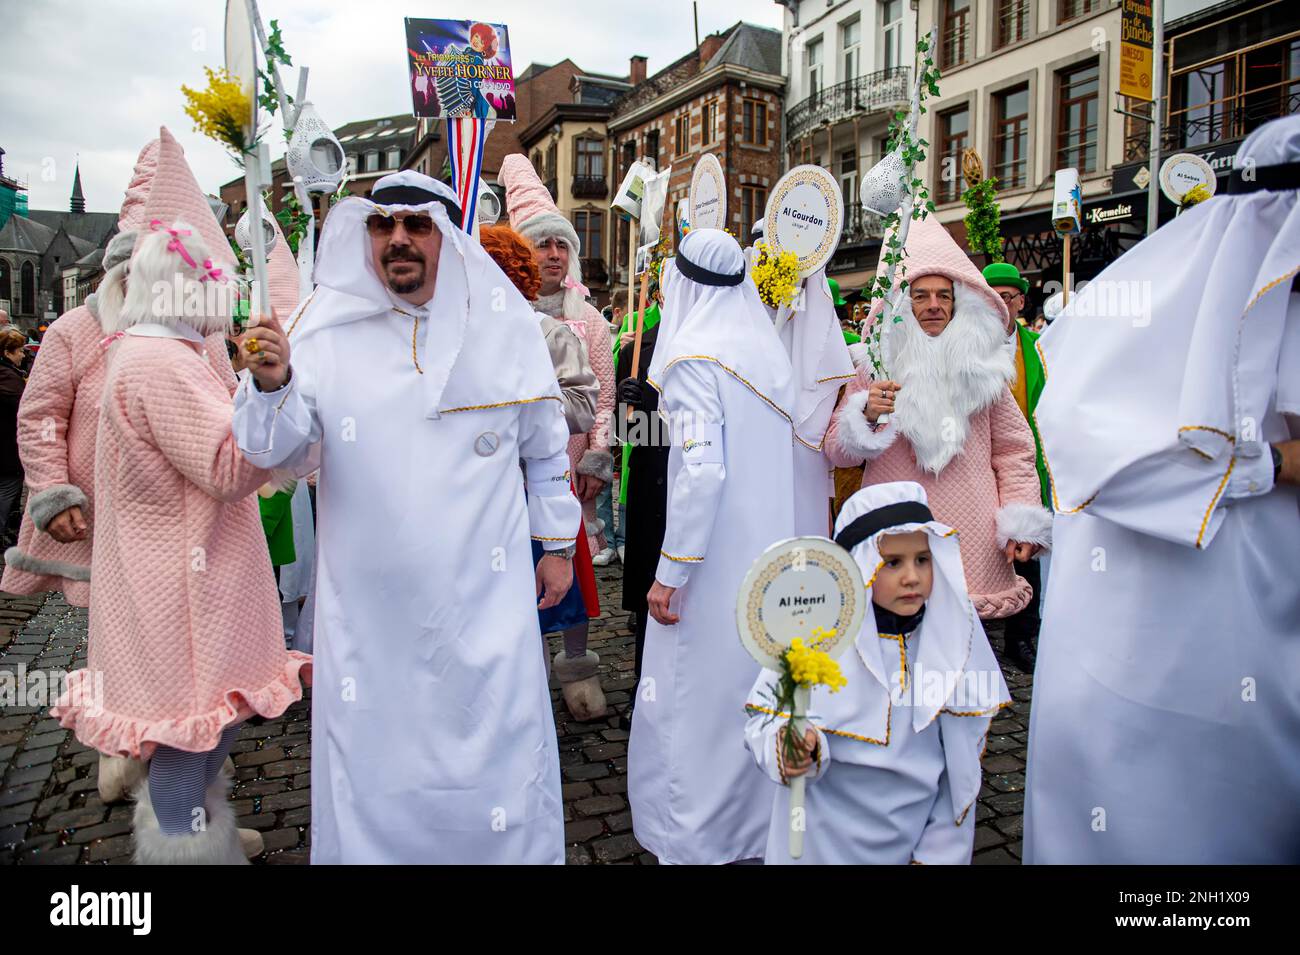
[605,22,785,303]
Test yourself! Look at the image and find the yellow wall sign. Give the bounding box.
[1119,0,1155,102]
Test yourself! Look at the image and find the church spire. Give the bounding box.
[70,159,85,213]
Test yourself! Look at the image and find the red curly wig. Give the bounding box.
[468,23,500,60]
[480,224,541,301]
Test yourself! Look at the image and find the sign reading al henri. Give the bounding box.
[1119,0,1155,102]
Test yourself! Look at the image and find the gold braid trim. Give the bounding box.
[660,550,704,563]
[441,396,560,414]
[284,289,319,337]
[745,703,889,747]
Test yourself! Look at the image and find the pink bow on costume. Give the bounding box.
[149,219,226,283]
[99,331,125,350]
[562,274,590,299]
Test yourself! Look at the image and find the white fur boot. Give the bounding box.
[97,754,148,804]
[132,775,249,865]
[553,649,607,721]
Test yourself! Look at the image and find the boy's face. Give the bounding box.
[873,530,934,617]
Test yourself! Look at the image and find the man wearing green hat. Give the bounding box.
[983,261,1048,672]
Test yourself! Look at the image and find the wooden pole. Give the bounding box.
[1062,233,1072,306]
[626,181,674,419]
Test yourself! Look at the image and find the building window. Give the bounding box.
[937,105,970,203]
[702,101,718,146]
[645,130,660,169]
[881,0,903,73]
[575,137,604,178]
[806,37,824,99]
[363,151,378,173]
[345,154,358,176]
[386,147,402,169]
[621,140,636,175]
[940,0,971,70]
[841,17,861,82]
[740,185,768,241]
[840,147,858,206]
[675,114,690,156]
[0,260,10,305]
[574,210,604,264]
[996,0,1030,49]
[1171,60,1231,148]
[20,261,35,315]
[742,99,769,146]
[1059,0,1101,23]
[1057,60,1100,172]
[993,84,1030,188]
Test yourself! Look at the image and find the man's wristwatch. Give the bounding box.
[547,543,577,560]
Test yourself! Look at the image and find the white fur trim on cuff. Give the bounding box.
[576,449,613,483]
[3,547,91,582]
[27,484,88,532]
[996,502,1053,549]
[834,389,898,460]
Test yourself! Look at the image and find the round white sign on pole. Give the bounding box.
[764,165,844,278]
[1159,153,1217,204]
[736,537,864,672]
[223,0,258,142]
[688,153,726,231]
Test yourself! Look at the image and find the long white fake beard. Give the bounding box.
[885,280,1014,474]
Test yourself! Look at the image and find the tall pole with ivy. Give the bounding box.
[865,27,940,401]
[248,1,317,291]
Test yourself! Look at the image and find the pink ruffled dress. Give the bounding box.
[52,328,310,758]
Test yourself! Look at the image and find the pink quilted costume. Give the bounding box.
[499,154,616,554]
[51,323,309,760]
[825,216,1051,619]
[2,131,237,605]
[51,135,308,761]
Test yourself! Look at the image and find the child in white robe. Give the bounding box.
[744,481,1011,864]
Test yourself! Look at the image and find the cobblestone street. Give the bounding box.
[0,568,1033,865]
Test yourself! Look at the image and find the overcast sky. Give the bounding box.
[3,0,783,213]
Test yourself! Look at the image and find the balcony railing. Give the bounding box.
[1123,82,1300,163]
[788,68,911,143]
[840,203,887,247]
[572,175,608,199]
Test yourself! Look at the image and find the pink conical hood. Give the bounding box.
[139,126,237,272]
[119,138,160,232]
[896,213,1006,320]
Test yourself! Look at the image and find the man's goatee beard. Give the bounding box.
[387,276,423,294]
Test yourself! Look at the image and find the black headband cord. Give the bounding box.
[834,501,934,552]
[369,186,464,229]
[675,251,745,287]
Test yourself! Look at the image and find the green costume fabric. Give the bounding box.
[842,330,861,344]
[259,489,297,567]
[614,304,661,506]
[1016,322,1050,508]
[612,303,660,363]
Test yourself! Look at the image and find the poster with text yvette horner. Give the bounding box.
[404,18,517,121]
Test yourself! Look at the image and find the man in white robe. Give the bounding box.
[231,172,580,864]
[628,228,797,864]
[1025,116,1300,863]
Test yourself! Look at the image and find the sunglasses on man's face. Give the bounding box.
[366,213,435,238]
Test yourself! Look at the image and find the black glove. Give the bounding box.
[618,377,646,409]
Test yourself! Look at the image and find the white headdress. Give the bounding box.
[1036,114,1300,546]
[300,170,559,419]
[647,228,796,417]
